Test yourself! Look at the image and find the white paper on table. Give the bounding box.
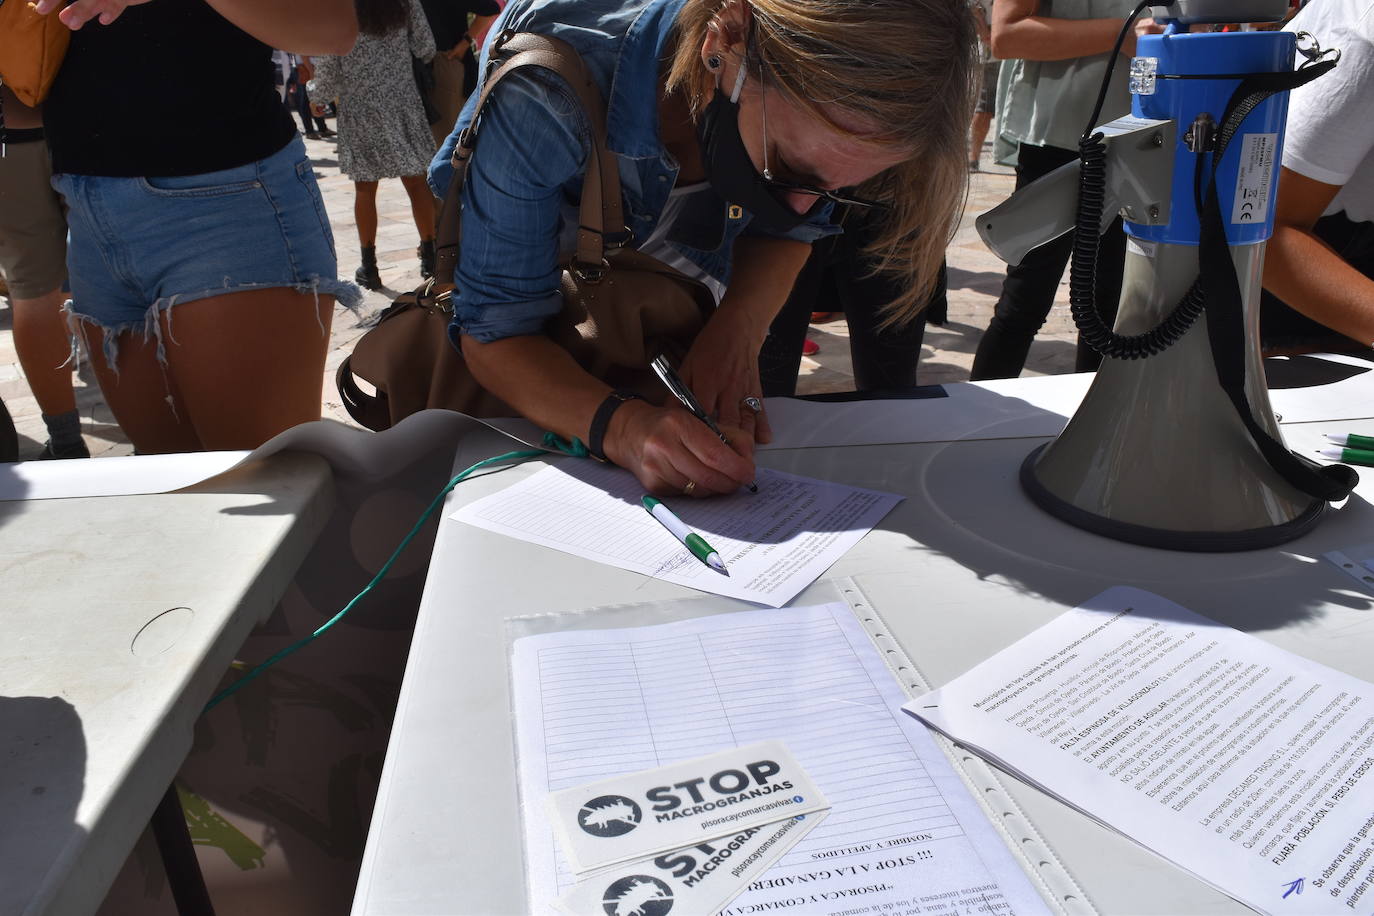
[1268,353,1374,424]
[759,378,1084,451]
[755,354,1374,451]
[906,586,1374,916]
[453,462,902,608]
[511,602,1051,916]
[0,450,250,501]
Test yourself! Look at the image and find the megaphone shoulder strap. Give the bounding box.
[1198,59,1356,504]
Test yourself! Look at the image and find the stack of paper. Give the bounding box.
[906,587,1374,915]
[547,742,830,913]
[510,602,1052,915]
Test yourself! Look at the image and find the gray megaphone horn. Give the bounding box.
[977,3,1354,551]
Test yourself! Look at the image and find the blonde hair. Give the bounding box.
[666,0,979,326]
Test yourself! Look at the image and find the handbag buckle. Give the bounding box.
[452,127,476,166]
[570,257,610,284]
[434,289,454,315]
[605,226,635,252]
[419,282,455,316]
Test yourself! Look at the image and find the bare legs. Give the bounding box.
[352,176,435,249]
[83,287,334,453]
[354,180,380,247]
[11,287,76,416]
[399,174,435,243]
[353,176,435,283]
[969,110,993,168]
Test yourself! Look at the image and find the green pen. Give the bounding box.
[1325,433,1374,451]
[1319,446,1374,468]
[641,495,729,576]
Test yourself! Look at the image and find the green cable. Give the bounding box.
[204,433,587,712]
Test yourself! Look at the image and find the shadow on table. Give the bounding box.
[0,466,32,512]
[0,696,87,912]
[96,412,510,916]
[1264,353,1372,389]
[781,382,1373,632]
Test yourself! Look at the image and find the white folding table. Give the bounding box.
[1,453,334,916]
[353,361,1374,915]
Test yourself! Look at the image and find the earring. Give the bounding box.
[706,55,722,70]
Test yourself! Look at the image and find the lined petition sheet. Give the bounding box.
[511,603,1049,915]
[454,461,901,607]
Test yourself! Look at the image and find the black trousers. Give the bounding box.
[970,142,1126,380]
[758,205,943,397]
[286,68,327,134]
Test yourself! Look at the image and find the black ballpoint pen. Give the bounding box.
[650,355,759,493]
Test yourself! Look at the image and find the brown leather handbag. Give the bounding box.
[0,0,70,107]
[337,31,715,431]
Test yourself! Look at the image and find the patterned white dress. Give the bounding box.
[311,0,437,182]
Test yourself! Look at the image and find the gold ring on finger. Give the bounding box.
[682,480,697,496]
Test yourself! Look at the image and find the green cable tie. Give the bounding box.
[203,445,553,711]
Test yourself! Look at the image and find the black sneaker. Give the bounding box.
[39,438,91,460]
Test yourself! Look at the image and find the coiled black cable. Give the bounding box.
[1068,0,1210,360]
[1069,132,1208,360]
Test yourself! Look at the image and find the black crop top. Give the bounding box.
[44,0,296,177]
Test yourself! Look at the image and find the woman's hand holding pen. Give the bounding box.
[678,307,773,447]
[604,400,755,498]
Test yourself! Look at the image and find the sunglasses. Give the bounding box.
[755,56,890,211]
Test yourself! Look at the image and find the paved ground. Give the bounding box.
[0,135,1081,460]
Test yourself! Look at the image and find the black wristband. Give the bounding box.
[587,390,644,462]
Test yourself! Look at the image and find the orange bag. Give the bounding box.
[0,0,70,107]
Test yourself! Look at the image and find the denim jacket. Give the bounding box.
[428,0,838,343]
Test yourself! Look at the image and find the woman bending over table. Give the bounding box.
[431,0,978,497]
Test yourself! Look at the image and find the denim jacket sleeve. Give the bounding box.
[429,70,589,343]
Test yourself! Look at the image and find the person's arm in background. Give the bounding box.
[1264,167,1374,344]
[991,0,1158,61]
[468,12,499,48]
[35,0,357,55]
[447,7,501,61]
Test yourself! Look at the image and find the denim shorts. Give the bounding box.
[52,135,361,365]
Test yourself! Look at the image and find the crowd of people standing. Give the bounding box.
[0,0,1370,492]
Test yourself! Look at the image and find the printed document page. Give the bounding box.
[454,461,901,608]
[908,586,1374,916]
[510,602,1050,915]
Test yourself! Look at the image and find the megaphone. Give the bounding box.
[978,0,1355,552]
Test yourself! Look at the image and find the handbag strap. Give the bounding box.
[433,31,625,292]
[335,355,394,432]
